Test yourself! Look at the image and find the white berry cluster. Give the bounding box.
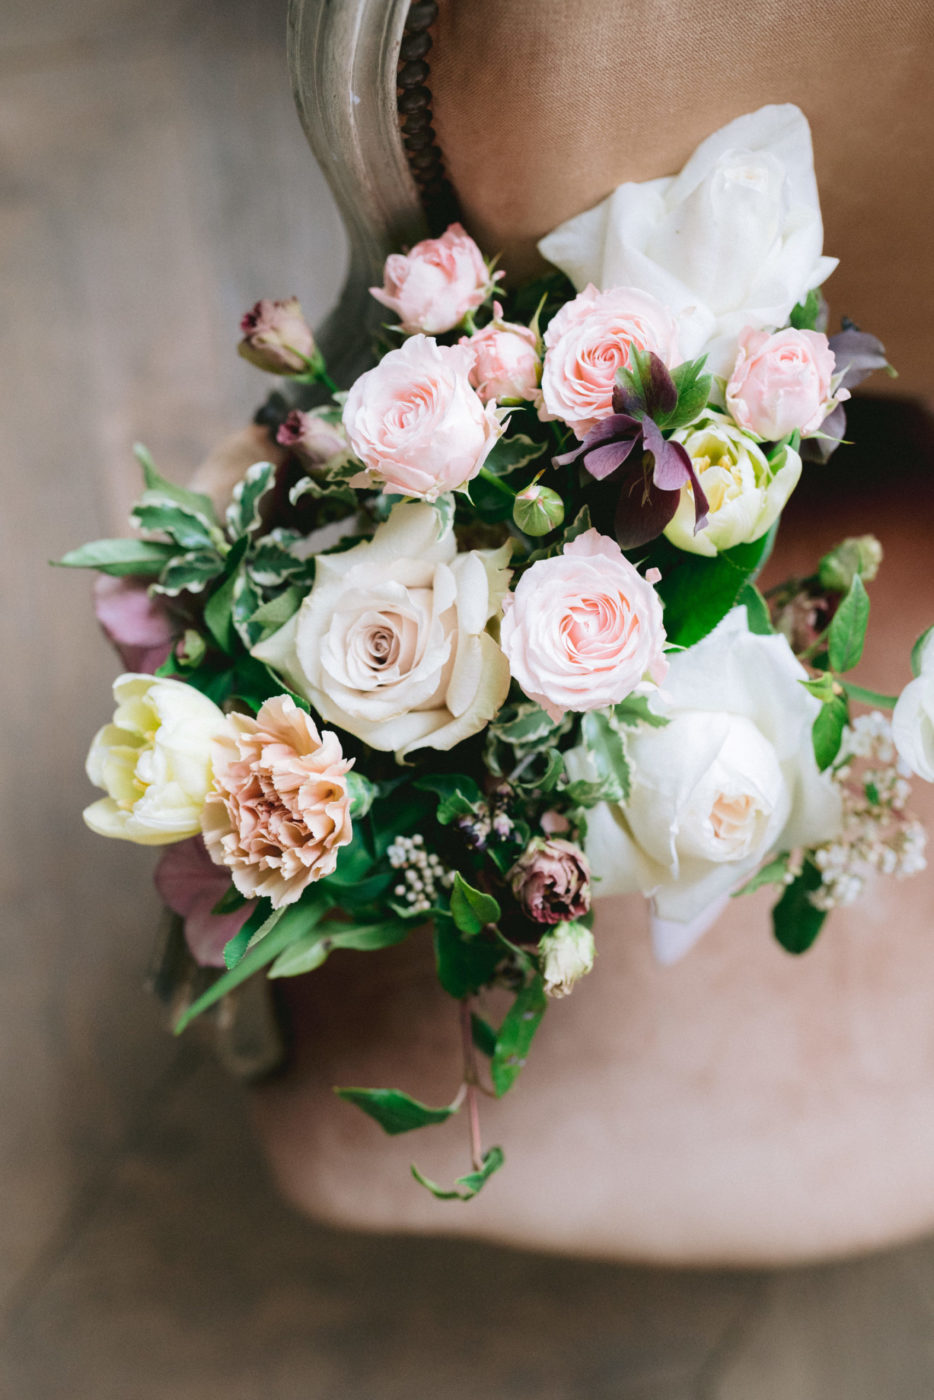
[387,833,455,914]
[809,711,928,911]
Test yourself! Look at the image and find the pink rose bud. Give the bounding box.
[370,223,495,334]
[461,302,540,403]
[93,574,176,674]
[540,284,680,438]
[238,297,316,375]
[276,409,347,467]
[341,335,502,500]
[154,836,256,968]
[500,528,668,721]
[513,481,565,536]
[725,326,849,441]
[510,837,591,926]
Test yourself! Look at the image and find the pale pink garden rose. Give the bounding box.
[202,696,353,909]
[154,836,256,968]
[540,284,680,438]
[93,575,176,674]
[726,325,848,441]
[461,302,540,403]
[342,335,502,500]
[370,223,494,334]
[500,528,668,722]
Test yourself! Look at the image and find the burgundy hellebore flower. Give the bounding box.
[510,837,591,926]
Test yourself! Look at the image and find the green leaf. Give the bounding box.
[580,711,631,803]
[512,746,565,795]
[268,917,410,977]
[131,496,220,552]
[154,550,226,597]
[411,1145,505,1201]
[54,538,175,576]
[772,860,827,954]
[911,624,934,678]
[434,916,502,998]
[222,902,270,970]
[843,681,899,710]
[664,356,713,430]
[491,976,547,1096]
[335,1086,459,1135]
[800,672,837,703]
[812,694,849,770]
[133,443,219,526]
[470,1013,498,1058]
[225,461,275,538]
[482,432,547,476]
[656,530,776,648]
[450,872,501,936]
[415,774,483,825]
[613,695,669,729]
[733,852,791,897]
[203,537,249,653]
[489,701,562,750]
[789,288,821,331]
[737,582,774,635]
[248,585,305,640]
[173,893,331,1033]
[828,574,870,674]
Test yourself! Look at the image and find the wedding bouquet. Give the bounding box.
[61,106,932,1201]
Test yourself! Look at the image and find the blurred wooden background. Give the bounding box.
[3,0,934,1394]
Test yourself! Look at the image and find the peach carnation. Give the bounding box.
[202,696,353,908]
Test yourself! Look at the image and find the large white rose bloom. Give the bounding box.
[893,630,934,782]
[572,609,842,962]
[253,502,512,760]
[84,674,228,845]
[537,105,837,377]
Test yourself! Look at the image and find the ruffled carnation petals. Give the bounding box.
[726,326,848,441]
[540,284,680,438]
[154,836,256,968]
[202,696,353,909]
[499,528,668,722]
[461,302,540,403]
[369,223,494,334]
[341,335,503,500]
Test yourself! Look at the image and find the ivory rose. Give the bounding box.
[664,415,802,556]
[499,529,668,721]
[370,223,493,334]
[893,630,934,783]
[540,284,680,438]
[342,335,502,500]
[572,609,842,960]
[461,302,540,403]
[538,105,837,375]
[252,502,512,759]
[202,696,353,908]
[83,674,227,845]
[726,326,848,441]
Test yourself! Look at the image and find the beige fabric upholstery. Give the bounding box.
[432,0,934,400]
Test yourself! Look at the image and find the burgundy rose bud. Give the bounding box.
[238,296,316,375]
[509,836,591,925]
[275,409,347,467]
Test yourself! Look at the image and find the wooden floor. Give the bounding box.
[3,1,934,1394]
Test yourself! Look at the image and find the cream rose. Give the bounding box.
[726,326,848,441]
[342,335,503,500]
[252,503,512,759]
[538,105,838,376]
[893,630,934,783]
[664,414,802,556]
[574,609,842,958]
[499,529,668,721]
[369,223,492,334]
[540,284,680,438]
[83,674,228,845]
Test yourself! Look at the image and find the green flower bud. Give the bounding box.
[346,771,376,820]
[818,535,883,593]
[513,482,565,536]
[538,920,595,998]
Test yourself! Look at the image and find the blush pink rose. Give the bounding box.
[93,575,176,674]
[499,529,668,721]
[370,223,494,334]
[540,284,680,438]
[342,334,502,500]
[726,326,848,440]
[154,836,256,968]
[460,302,540,403]
[202,696,353,909]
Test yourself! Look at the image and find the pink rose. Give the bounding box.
[154,836,256,968]
[461,302,540,403]
[726,326,848,441]
[370,223,493,334]
[276,409,347,467]
[202,695,353,909]
[509,837,591,926]
[540,284,680,438]
[500,529,668,721]
[93,575,176,674]
[342,335,502,500]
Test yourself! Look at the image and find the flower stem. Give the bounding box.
[477,466,516,500]
[459,999,484,1172]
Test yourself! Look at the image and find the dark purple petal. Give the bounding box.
[801,403,847,464]
[641,418,688,490]
[614,472,682,550]
[553,413,642,468]
[582,435,640,481]
[828,326,889,391]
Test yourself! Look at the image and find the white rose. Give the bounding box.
[893,630,934,782]
[83,674,228,845]
[573,609,842,961]
[252,502,512,760]
[537,105,838,376]
[664,414,801,556]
